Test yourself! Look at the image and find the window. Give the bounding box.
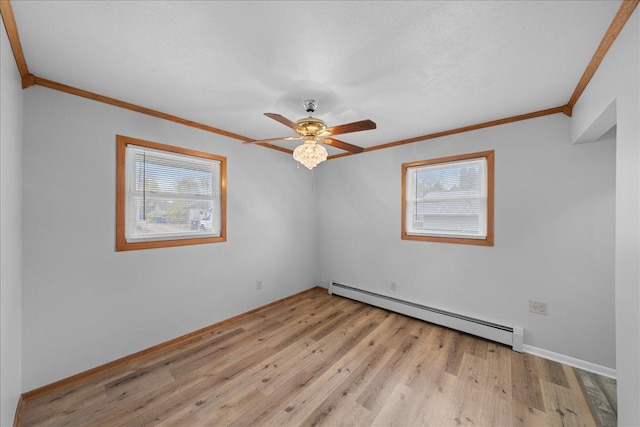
[116,135,226,251]
[402,150,494,246]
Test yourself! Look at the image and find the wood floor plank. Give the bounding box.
[372,382,429,426]
[119,346,278,426]
[540,374,597,427]
[227,368,332,426]
[402,326,454,393]
[161,308,356,424]
[477,343,513,426]
[193,387,262,425]
[166,302,384,422]
[302,315,431,425]
[546,358,571,388]
[511,350,546,413]
[355,328,422,413]
[20,291,614,427]
[443,352,490,426]
[260,357,361,426]
[300,341,391,426]
[257,305,388,396]
[574,368,617,427]
[444,329,464,376]
[310,303,369,342]
[416,370,463,425]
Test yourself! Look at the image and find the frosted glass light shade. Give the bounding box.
[293,141,328,170]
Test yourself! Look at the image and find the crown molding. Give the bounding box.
[31,76,292,153]
[328,105,566,160]
[0,0,32,87]
[565,0,639,117]
[31,76,251,142]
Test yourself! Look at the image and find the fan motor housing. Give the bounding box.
[295,117,328,137]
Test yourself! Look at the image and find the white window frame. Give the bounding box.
[116,135,226,251]
[402,150,494,246]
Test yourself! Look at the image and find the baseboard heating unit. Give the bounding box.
[329,282,524,352]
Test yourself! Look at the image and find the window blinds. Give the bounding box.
[125,145,220,242]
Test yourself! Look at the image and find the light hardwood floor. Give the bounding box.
[20,288,615,426]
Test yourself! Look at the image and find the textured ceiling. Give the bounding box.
[11,1,621,155]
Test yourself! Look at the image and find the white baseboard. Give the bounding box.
[523,345,616,379]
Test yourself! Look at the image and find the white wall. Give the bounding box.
[0,19,23,427]
[21,86,319,391]
[571,8,640,426]
[317,114,616,370]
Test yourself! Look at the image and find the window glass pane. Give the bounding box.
[128,198,218,239]
[403,153,491,243]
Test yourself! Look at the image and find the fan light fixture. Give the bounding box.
[293,137,328,170]
[292,101,328,169]
[245,98,375,169]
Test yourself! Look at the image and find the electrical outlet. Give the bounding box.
[391,282,397,291]
[256,280,262,290]
[529,300,548,315]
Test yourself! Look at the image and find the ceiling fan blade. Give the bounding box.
[244,136,301,145]
[325,119,376,136]
[264,113,300,131]
[322,137,365,153]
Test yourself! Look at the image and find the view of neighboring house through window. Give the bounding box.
[116,135,226,250]
[402,150,494,246]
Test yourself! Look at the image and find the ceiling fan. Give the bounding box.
[245,99,376,169]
